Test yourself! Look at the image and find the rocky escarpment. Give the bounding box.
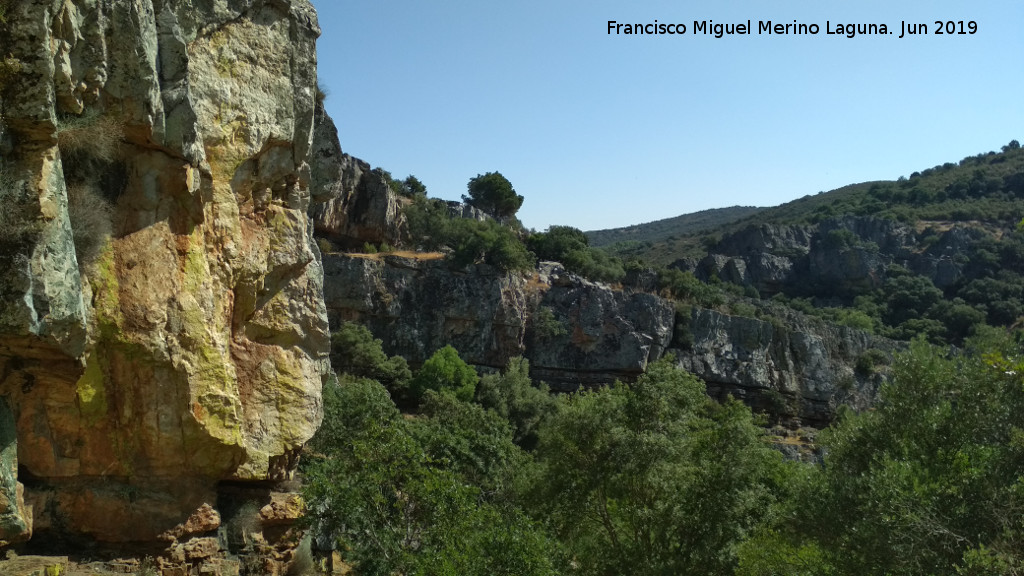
[323,255,674,387]
[682,215,974,297]
[322,253,895,427]
[309,104,407,249]
[0,0,332,568]
[671,305,896,427]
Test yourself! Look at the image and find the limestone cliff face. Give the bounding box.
[672,306,896,427]
[0,0,330,549]
[322,255,673,386]
[684,216,968,297]
[321,254,890,426]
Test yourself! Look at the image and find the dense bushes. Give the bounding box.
[405,196,534,272]
[410,345,478,403]
[329,322,412,405]
[309,318,1024,575]
[744,332,1024,575]
[526,357,788,576]
[303,373,562,576]
[527,226,626,283]
[306,340,797,575]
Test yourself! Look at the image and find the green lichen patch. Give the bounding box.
[75,352,108,425]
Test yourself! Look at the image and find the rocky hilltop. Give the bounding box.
[0,0,333,570]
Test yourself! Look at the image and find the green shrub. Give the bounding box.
[854,348,889,376]
[404,196,451,250]
[475,357,559,450]
[658,267,725,308]
[448,218,534,272]
[671,304,695,349]
[303,375,560,576]
[777,338,1024,574]
[526,357,788,575]
[330,322,412,405]
[532,306,567,339]
[730,302,758,318]
[316,237,334,253]
[411,345,478,403]
[405,197,534,272]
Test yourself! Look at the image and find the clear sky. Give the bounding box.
[310,0,1024,232]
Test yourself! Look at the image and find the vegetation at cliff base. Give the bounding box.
[741,330,1024,575]
[306,326,1024,575]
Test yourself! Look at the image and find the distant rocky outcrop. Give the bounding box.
[677,215,973,298]
[671,306,895,428]
[0,0,331,567]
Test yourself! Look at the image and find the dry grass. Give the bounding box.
[57,109,123,163]
[66,182,112,270]
[346,250,445,261]
[525,271,550,293]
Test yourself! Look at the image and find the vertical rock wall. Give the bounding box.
[0,0,330,547]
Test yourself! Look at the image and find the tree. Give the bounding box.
[527,226,590,262]
[448,218,535,272]
[411,345,479,403]
[764,333,1024,575]
[330,321,413,406]
[526,226,627,283]
[303,376,563,576]
[525,357,788,576]
[463,171,523,221]
[475,357,560,450]
[402,175,427,197]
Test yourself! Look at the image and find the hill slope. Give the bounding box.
[607,141,1024,266]
[586,205,764,248]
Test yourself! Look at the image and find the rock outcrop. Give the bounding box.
[322,255,673,387]
[322,253,894,426]
[309,104,407,248]
[0,0,331,562]
[671,306,896,427]
[679,215,978,298]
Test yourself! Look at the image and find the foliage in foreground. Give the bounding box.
[526,358,789,576]
[743,330,1024,575]
[306,317,1024,575]
[303,376,562,576]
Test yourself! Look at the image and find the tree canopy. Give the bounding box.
[463,171,524,220]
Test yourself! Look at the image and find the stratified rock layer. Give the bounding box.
[0,0,330,548]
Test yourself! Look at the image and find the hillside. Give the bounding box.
[606,141,1024,266]
[585,205,764,248]
[586,141,1024,351]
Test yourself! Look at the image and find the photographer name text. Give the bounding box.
[607,20,978,39]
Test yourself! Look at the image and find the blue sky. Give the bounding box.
[310,0,1023,232]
